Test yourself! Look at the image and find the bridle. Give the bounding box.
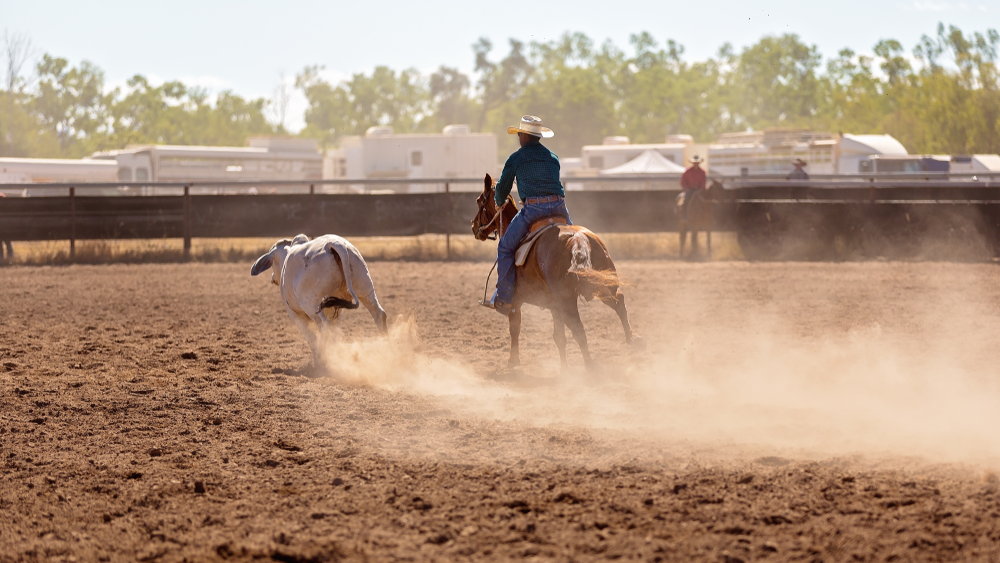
[473,186,512,241]
[472,184,515,305]
[476,206,504,240]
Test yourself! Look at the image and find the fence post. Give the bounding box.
[310,184,316,236]
[445,181,451,260]
[69,186,76,261]
[183,184,191,260]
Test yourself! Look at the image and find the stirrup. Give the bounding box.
[480,296,514,316]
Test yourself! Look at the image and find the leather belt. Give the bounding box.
[524,195,564,205]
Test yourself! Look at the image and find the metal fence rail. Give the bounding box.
[3,175,1000,261]
[0,177,706,260]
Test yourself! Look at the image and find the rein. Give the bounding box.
[476,193,509,305]
[475,195,511,240]
[476,205,504,240]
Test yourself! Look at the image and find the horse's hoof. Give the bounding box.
[507,358,520,369]
[630,335,647,352]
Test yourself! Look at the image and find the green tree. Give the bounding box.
[427,66,478,131]
[615,32,726,143]
[508,33,617,156]
[473,37,534,134]
[727,34,823,129]
[106,75,272,148]
[297,65,430,146]
[32,54,111,156]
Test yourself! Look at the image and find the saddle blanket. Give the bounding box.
[514,217,580,266]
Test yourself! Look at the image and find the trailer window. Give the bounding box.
[118,167,132,182]
[410,151,423,167]
[589,156,604,169]
[135,168,149,181]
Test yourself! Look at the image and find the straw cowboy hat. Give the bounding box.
[507,115,554,138]
[688,155,704,164]
[792,158,807,166]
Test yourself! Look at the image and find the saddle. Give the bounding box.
[514,216,569,266]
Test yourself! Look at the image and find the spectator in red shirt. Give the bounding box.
[681,155,707,191]
[679,155,706,218]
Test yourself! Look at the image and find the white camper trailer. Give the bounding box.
[325,125,497,193]
[0,158,119,196]
[91,137,322,194]
[0,157,118,184]
[707,130,909,176]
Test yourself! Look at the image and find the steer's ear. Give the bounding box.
[250,251,273,276]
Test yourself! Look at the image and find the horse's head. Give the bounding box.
[472,174,500,240]
[707,178,725,200]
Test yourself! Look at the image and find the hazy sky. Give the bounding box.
[3,0,998,131]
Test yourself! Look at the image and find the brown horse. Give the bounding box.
[472,174,644,370]
[676,179,722,259]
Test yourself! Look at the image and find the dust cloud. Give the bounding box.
[317,262,1000,468]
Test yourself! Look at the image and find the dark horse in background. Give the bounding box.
[472,174,644,370]
[676,179,723,259]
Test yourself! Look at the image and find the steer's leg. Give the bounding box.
[307,308,338,370]
[551,310,568,369]
[358,292,388,334]
[288,309,321,366]
[350,262,389,334]
[507,306,521,369]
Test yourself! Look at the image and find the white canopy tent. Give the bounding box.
[599,149,686,175]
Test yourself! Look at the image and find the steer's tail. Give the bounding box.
[319,242,361,311]
[568,230,620,299]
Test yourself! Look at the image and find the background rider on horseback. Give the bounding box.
[485,115,572,316]
[679,154,706,220]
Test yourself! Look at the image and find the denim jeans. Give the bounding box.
[495,199,572,304]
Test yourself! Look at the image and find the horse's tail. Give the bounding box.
[568,230,620,299]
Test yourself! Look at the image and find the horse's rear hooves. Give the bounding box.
[630,335,647,352]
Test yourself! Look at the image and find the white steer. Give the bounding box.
[251,234,388,365]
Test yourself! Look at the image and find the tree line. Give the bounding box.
[2,24,998,161]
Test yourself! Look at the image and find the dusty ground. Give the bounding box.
[2,260,1000,562]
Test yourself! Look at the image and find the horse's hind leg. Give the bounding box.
[561,298,594,369]
[551,310,568,369]
[601,290,643,350]
[507,306,522,369]
[707,230,712,259]
[679,228,687,259]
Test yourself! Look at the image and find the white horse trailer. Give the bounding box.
[707,130,910,176]
[0,158,119,196]
[325,125,497,193]
[91,137,322,194]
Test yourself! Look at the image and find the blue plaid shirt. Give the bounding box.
[494,141,565,206]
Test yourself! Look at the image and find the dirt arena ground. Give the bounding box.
[2,259,1000,562]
